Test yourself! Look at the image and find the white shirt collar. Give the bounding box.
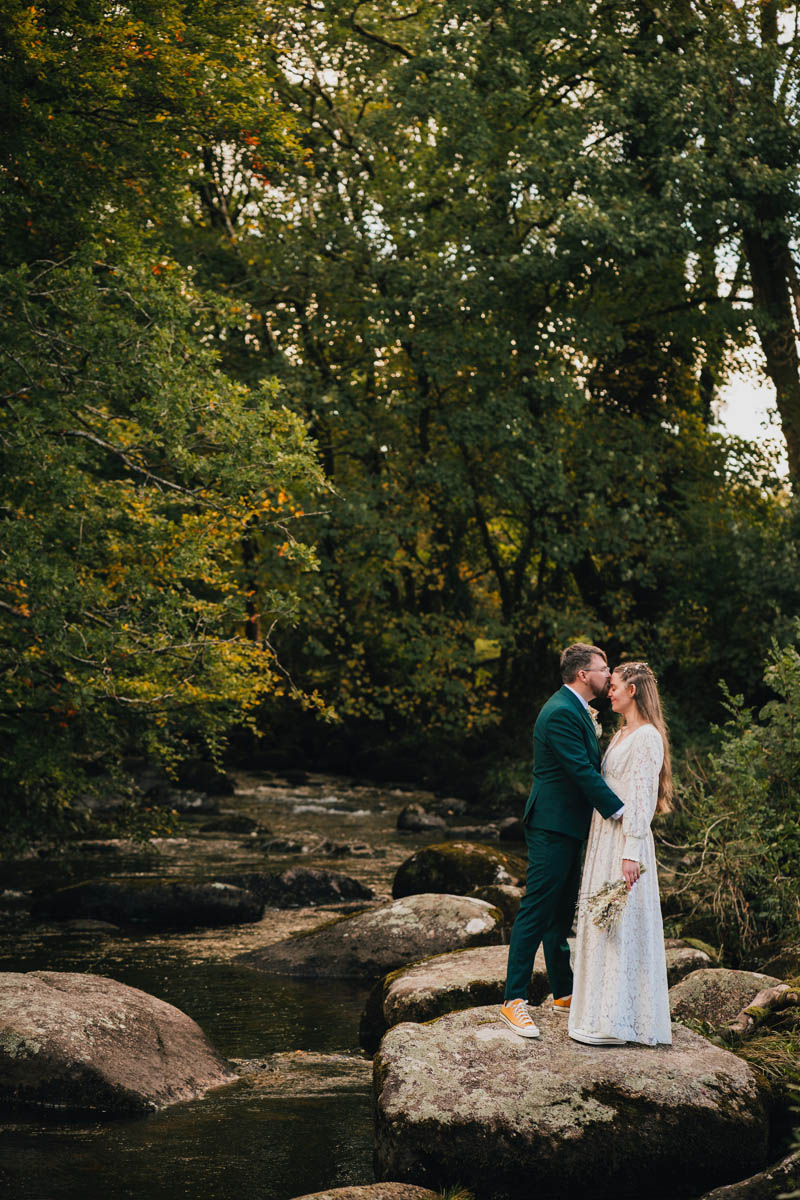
[564,683,590,710]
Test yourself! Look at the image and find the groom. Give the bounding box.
[500,643,624,1038]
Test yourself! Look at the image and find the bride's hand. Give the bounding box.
[622,859,640,892]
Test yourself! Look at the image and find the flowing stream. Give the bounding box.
[0,772,457,1200]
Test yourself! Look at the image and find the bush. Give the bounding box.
[671,625,800,966]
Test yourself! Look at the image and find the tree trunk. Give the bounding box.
[742,226,800,484]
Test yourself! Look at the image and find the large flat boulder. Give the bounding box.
[0,971,236,1114]
[670,969,782,1028]
[374,1006,769,1200]
[360,944,549,1052]
[236,894,504,980]
[392,842,526,899]
[30,877,264,929]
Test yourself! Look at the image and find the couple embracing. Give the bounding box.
[501,642,673,1046]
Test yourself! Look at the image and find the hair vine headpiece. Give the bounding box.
[617,660,657,682]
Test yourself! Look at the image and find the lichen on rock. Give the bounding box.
[374,1005,769,1200]
[392,842,527,900]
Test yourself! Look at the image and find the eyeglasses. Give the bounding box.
[581,664,610,675]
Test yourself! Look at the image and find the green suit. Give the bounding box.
[504,686,623,1003]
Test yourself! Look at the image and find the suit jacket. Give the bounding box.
[523,685,623,838]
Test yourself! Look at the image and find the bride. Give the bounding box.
[568,661,673,1047]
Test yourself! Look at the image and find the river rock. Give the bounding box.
[373,1007,769,1200]
[444,824,499,840]
[670,969,782,1028]
[319,839,386,858]
[0,971,236,1113]
[259,837,316,854]
[236,894,504,979]
[61,919,120,934]
[290,1187,439,1200]
[698,1150,800,1199]
[201,815,265,835]
[468,884,523,924]
[166,789,220,814]
[360,943,548,1052]
[392,842,526,899]
[218,868,375,908]
[30,878,264,928]
[396,804,447,833]
[238,1051,372,1098]
[666,941,713,985]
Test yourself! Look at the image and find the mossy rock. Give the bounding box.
[236,893,505,980]
[468,884,522,925]
[665,942,714,986]
[360,943,548,1053]
[374,1007,769,1200]
[670,969,781,1028]
[392,842,527,900]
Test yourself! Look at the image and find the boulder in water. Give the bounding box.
[373,1006,769,1200]
[392,842,526,899]
[218,868,375,908]
[468,884,523,924]
[30,877,264,929]
[0,971,236,1114]
[360,943,548,1052]
[200,815,265,835]
[236,893,504,980]
[396,804,447,833]
[444,824,499,840]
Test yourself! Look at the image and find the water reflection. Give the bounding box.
[0,773,449,1200]
[1,1089,374,1200]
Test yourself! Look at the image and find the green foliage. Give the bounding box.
[0,246,324,849]
[5,0,800,843]
[171,0,800,752]
[0,0,295,264]
[0,0,325,849]
[673,626,800,965]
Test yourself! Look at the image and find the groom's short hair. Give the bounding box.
[560,643,607,682]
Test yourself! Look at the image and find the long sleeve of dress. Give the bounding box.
[621,726,663,861]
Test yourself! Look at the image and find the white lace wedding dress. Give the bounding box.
[569,723,672,1045]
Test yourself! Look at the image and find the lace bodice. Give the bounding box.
[603,724,664,861]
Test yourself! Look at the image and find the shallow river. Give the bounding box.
[0,772,458,1200]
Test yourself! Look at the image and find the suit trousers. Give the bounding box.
[504,824,583,1003]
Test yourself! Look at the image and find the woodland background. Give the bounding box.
[2,3,800,961]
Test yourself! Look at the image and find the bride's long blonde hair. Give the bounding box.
[614,661,673,814]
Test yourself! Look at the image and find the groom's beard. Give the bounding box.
[590,679,610,700]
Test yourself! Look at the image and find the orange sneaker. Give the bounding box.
[552,995,571,1013]
[499,998,540,1039]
